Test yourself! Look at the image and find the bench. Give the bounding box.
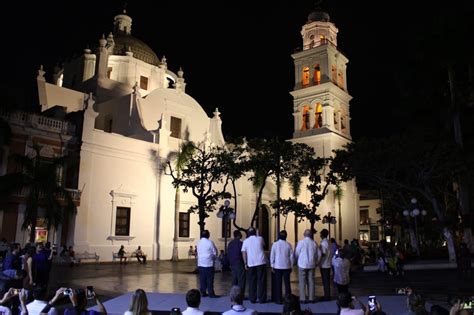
[75,251,100,264]
[112,252,147,263]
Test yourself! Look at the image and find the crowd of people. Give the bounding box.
[0,232,470,315]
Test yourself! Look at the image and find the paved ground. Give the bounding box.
[48,259,473,313]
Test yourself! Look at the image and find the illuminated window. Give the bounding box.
[302,67,310,87]
[314,103,323,128]
[140,75,148,90]
[115,207,131,236]
[359,230,369,242]
[301,106,310,130]
[313,64,321,85]
[170,116,182,138]
[338,71,344,88]
[320,35,326,44]
[179,212,190,237]
[331,65,337,82]
[360,208,369,225]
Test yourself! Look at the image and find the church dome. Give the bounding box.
[112,34,161,66]
[307,11,330,23]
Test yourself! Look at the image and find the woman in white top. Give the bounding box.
[124,289,151,315]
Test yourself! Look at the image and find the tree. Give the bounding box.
[217,139,248,232]
[166,141,195,261]
[349,135,465,261]
[0,143,76,242]
[164,142,224,234]
[246,139,314,232]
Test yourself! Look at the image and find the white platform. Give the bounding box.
[90,292,411,315]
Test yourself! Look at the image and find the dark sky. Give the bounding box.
[2,1,474,140]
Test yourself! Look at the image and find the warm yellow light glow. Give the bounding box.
[301,105,310,130]
[314,103,323,128]
[302,67,310,87]
[313,64,321,85]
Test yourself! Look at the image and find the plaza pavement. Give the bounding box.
[49,259,473,314]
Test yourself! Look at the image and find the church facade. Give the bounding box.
[2,9,361,260]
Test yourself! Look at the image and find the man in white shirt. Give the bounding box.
[196,230,218,298]
[270,230,293,304]
[319,228,332,301]
[242,227,266,304]
[182,289,204,315]
[332,249,351,293]
[295,229,319,303]
[26,286,58,315]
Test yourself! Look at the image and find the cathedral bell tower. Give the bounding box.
[290,8,359,243]
[291,9,352,150]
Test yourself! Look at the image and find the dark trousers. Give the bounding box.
[248,264,266,303]
[337,284,348,293]
[273,268,291,303]
[231,262,246,292]
[320,267,331,298]
[136,255,147,264]
[198,267,215,296]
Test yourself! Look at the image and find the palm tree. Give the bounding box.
[334,183,343,242]
[169,141,195,261]
[0,143,76,242]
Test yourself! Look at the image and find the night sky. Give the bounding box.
[2,1,474,141]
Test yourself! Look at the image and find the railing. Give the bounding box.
[0,111,76,135]
[11,187,82,202]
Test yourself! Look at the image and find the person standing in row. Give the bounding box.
[196,230,218,298]
[227,230,246,292]
[295,229,320,304]
[242,227,266,304]
[270,230,294,304]
[319,228,332,301]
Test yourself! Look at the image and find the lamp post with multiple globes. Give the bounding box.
[402,198,427,256]
[322,211,337,239]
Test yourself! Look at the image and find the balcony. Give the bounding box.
[11,187,81,206]
[1,111,75,135]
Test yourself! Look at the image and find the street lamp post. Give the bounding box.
[322,211,337,239]
[217,199,235,254]
[402,198,427,256]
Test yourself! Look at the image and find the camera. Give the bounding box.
[63,288,73,296]
[12,288,20,295]
[86,286,94,299]
[368,295,377,313]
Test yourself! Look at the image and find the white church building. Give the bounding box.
[32,9,359,261]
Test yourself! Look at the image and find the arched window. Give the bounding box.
[302,67,310,87]
[313,64,321,85]
[314,103,323,128]
[301,106,310,130]
[320,34,326,44]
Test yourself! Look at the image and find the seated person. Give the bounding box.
[118,245,127,264]
[223,286,256,315]
[50,287,106,315]
[182,289,203,315]
[26,285,58,315]
[134,246,147,264]
[337,292,367,315]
